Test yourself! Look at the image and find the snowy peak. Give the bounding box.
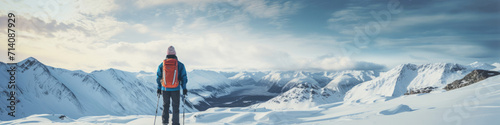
[344,62,472,104]
[260,71,295,84]
[188,69,232,90]
[254,83,339,110]
[293,71,308,78]
[229,72,254,80]
[283,72,320,92]
[257,70,378,110]
[262,71,336,93]
[17,57,44,72]
[325,70,377,94]
[261,71,303,93]
[228,71,265,82]
[468,61,496,70]
[0,57,199,120]
[18,56,39,64]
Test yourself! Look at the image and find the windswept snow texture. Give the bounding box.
[3,75,500,125]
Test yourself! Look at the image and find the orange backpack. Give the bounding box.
[161,58,179,88]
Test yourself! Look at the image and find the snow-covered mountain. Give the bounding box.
[184,70,274,111]
[259,71,303,93]
[189,70,352,111]
[0,57,198,120]
[3,57,499,122]
[6,74,500,125]
[344,63,492,104]
[228,71,267,84]
[254,70,379,110]
[260,71,345,93]
[324,70,379,96]
[1,57,357,119]
[468,61,496,70]
[253,83,339,110]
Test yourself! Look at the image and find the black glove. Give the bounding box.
[183,89,188,96]
[157,89,162,96]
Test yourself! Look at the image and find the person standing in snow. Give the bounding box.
[157,46,188,125]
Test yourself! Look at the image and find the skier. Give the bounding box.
[157,46,188,125]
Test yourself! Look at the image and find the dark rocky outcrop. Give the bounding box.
[404,87,438,95]
[444,70,500,91]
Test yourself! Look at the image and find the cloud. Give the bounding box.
[2,0,497,73]
[353,61,386,71]
[233,0,300,19]
[136,0,301,28]
[136,0,301,18]
[327,0,500,66]
[110,61,131,67]
[311,56,385,71]
[135,0,219,8]
[234,0,301,28]
[0,2,369,73]
[0,0,117,23]
[133,24,149,33]
[327,7,368,34]
[409,55,429,61]
[0,0,125,44]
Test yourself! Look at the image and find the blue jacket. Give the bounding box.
[157,60,188,91]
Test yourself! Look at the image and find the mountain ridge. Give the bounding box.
[344,62,495,104]
[2,57,499,120]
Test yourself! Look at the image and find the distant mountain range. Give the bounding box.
[1,57,499,120]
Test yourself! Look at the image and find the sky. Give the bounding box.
[0,0,499,73]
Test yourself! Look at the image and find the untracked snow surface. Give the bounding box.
[3,75,500,125]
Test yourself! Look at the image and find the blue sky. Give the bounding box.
[1,0,499,72]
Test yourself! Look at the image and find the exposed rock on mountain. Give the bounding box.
[444,70,500,91]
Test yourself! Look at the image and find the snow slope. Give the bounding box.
[0,57,198,120]
[3,75,500,125]
[344,63,474,104]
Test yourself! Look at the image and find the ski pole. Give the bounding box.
[183,94,186,125]
[154,94,160,125]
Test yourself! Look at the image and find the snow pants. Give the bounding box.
[162,90,180,125]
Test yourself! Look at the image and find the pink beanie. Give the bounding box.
[167,46,176,55]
